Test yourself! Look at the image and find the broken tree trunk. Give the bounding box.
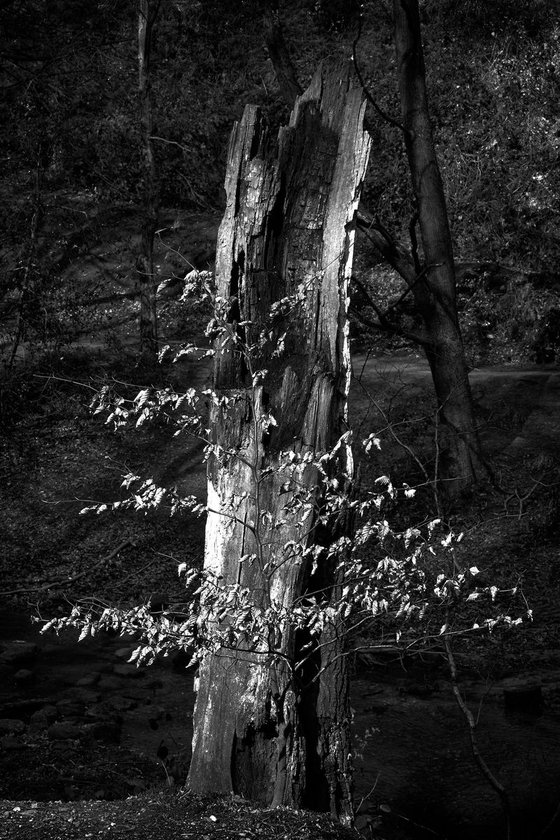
[187,62,370,823]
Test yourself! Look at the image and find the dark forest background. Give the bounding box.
[1,0,560,368]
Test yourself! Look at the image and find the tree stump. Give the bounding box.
[187,61,370,822]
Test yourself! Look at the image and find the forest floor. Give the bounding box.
[0,790,357,840]
[1,200,560,839]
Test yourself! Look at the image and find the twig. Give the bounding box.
[351,275,430,345]
[355,773,380,814]
[352,373,440,515]
[443,631,511,840]
[33,373,98,392]
[385,806,446,838]
[149,134,189,153]
[538,796,560,839]
[111,555,163,591]
[355,209,417,288]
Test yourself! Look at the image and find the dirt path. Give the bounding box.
[351,354,560,459]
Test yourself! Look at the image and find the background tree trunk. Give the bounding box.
[393,0,485,496]
[187,62,370,823]
[137,0,159,358]
[259,1,486,498]
[262,1,303,107]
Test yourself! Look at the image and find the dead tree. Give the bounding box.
[187,62,370,822]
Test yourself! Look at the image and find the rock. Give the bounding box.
[13,668,34,685]
[47,722,87,741]
[113,664,144,678]
[354,814,375,832]
[91,720,121,744]
[0,735,25,751]
[0,641,38,667]
[117,686,148,702]
[56,698,85,719]
[106,695,137,712]
[63,687,100,705]
[49,740,75,754]
[98,676,124,691]
[85,703,123,725]
[0,698,48,718]
[76,673,101,688]
[29,705,58,732]
[126,778,146,793]
[0,719,26,735]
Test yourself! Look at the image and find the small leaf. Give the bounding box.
[78,624,90,642]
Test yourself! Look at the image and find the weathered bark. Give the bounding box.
[187,62,370,822]
[393,0,485,495]
[136,0,159,358]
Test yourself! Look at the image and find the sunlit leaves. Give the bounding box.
[79,478,205,517]
[67,284,530,674]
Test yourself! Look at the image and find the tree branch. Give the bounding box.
[352,9,406,134]
[444,632,512,840]
[350,276,430,347]
[356,208,418,288]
